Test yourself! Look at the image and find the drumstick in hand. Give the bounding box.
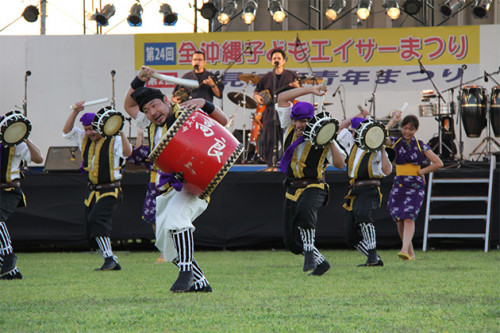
[139,69,200,89]
[314,78,328,114]
[70,98,110,110]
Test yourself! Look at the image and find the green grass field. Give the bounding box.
[1,250,499,332]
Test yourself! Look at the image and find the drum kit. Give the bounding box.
[225,73,265,163]
[419,83,500,161]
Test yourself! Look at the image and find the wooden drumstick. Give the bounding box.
[314,78,328,114]
[70,98,110,110]
[139,69,200,89]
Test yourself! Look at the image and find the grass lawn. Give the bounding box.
[1,249,499,332]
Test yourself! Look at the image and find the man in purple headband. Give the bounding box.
[276,86,346,276]
[63,102,132,271]
[336,109,393,267]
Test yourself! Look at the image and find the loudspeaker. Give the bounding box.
[44,146,82,172]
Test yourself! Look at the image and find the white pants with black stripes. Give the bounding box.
[154,188,208,262]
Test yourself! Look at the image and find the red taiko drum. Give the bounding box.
[148,108,243,199]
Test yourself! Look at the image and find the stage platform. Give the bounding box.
[7,161,500,251]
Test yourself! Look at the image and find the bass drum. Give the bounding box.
[427,136,457,161]
[490,86,500,137]
[460,86,487,138]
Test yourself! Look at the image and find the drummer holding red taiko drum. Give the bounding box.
[124,65,228,293]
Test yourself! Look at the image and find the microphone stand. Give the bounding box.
[23,70,31,117]
[272,62,279,170]
[418,59,451,160]
[367,72,383,119]
[295,33,321,105]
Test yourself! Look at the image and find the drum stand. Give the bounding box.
[226,83,252,162]
[469,110,500,161]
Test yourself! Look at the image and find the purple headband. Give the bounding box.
[80,113,96,126]
[291,101,315,120]
[350,117,366,130]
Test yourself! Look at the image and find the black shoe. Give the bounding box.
[188,283,212,293]
[170,270,194,293]
[0,253,17,277]
[303,251,316,272]
[309,259,330,276]
[357,258,384,267]
[367,249,379,265]
[95,256,121,271]
[0,270,23,280]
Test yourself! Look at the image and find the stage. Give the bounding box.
[7,161,500,251]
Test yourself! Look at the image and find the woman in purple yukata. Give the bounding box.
[386,113,443,261]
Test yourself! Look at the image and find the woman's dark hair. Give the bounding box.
[401,114,419,130]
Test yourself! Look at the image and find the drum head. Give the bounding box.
[315,122,337,146]
[3,121,28,145]
[0,111,31,146]
[364,125,385,150]
[103,114,124,136]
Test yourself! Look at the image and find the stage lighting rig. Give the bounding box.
[92,4,116,26]
[127,3,143,27]
[356,0,373,20]
[325,0,346,21]
[242,0,258,25]
[384,0,401,20]
[160,3,178,26]
[268,0,286,23]
[218,0,237,25]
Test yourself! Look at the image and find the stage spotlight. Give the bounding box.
[402,0,422,15]
[160,3,178,26]
[356,0,373,20]
[242,0,258,25]
[472,0,492,18]
[384,0,401,20]
[22,5,39,23]
[218,0,237,25]
[269,0,286,23]
[200,1,218,20]
[127,3,143,27]
[93,4,116,26]
[325,0,346,21]
[440,0,464,17]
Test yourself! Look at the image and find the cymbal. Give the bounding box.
[227,92,257,109]
[238,73,261,84]
[301,77,323,85]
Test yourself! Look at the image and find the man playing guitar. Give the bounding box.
[173,51,224,103]
[253,48,300,170]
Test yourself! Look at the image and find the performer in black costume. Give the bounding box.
[0,117,43,279]
[337,114,392,267]
[276,86,346,275]
[62,103,132,271]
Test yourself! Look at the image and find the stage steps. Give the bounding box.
[422,155,496,252]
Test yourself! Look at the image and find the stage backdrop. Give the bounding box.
[0,25,499,164]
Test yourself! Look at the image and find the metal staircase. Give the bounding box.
[423,155,496,252]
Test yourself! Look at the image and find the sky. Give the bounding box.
[0,0,209,35]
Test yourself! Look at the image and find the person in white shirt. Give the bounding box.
[62,103,132,271]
